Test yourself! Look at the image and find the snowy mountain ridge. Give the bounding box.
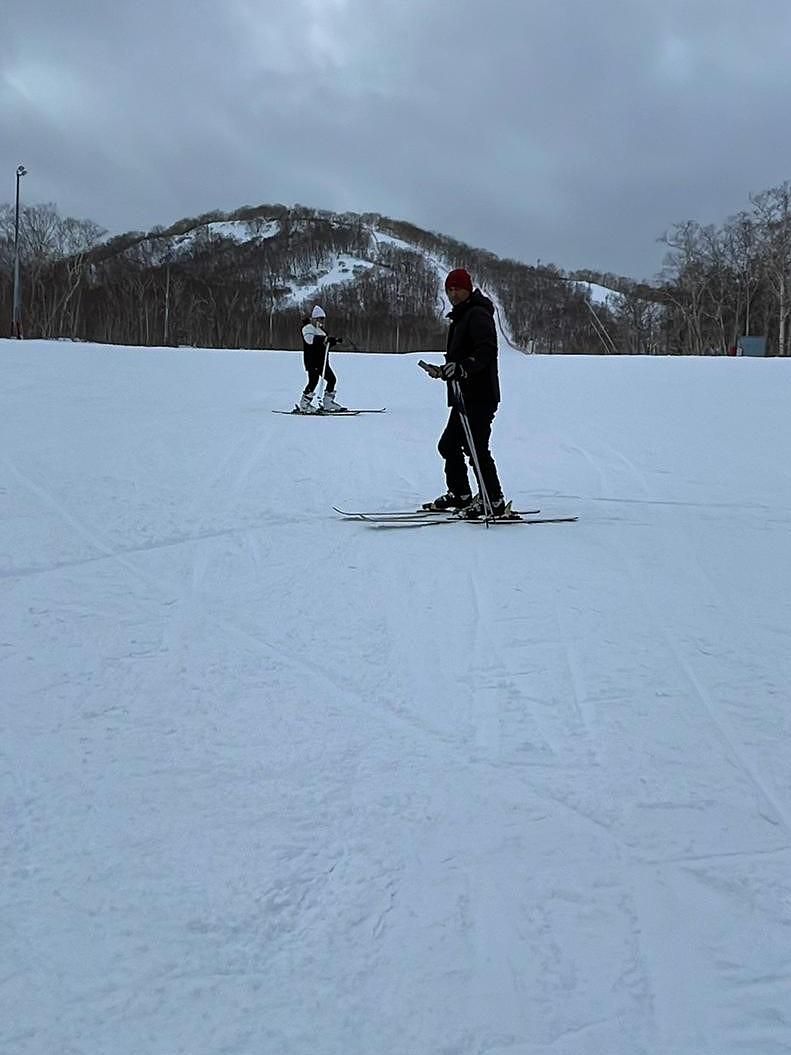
[124,208,625,310]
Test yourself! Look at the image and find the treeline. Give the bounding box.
[2,187,791,354]
[651,181,791,356]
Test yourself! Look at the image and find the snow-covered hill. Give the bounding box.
[61,206,646,354]
[370,224,523,347]
[3,340,790,1054]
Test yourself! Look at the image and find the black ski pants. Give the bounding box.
[303,348,337,395]
[438,403,503,502]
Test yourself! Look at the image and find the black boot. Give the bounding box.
[455,494,508,519]
[421,491,473,511]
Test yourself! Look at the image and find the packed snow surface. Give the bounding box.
[2,340,790,1054]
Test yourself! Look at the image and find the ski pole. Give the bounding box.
[318,334,331,401]
[418,361,494,523]
[451,379,494,523]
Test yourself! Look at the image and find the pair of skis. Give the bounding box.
[273,407,386,417]
[333,505,578,528]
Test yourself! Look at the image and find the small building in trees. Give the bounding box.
[736,336,768,356]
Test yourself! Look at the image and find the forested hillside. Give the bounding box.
[3,183,791,355]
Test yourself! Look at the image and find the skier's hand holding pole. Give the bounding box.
[418,359,443,379]
[418,359,466,380]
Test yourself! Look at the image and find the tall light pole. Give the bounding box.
[12,164,27,339]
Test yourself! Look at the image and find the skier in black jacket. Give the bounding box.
[421,268,506,517]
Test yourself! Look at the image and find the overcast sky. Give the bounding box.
[3,0,791,281]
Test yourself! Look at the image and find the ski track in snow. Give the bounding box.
[573,427,791,1054]
[2,343,791,1054]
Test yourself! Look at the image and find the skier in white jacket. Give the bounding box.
[297,305,346,413]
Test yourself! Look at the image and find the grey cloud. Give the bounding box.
[3,0,791,280]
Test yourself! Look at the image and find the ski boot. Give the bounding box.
[421,491,473,512]
[321,391,347,413]
[455,494,510,519]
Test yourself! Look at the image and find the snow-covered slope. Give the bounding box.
[579,279,623,306]
[142,218,281,264]
[280,254,376,307]
[2,340,791,1055]
[372,225,524,348]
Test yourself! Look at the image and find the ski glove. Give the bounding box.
[327,336,342,347]
[439,361,466,380]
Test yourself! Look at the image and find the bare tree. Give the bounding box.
[723,211,762,341]
[750,181,791,356]
[660,221,711,355]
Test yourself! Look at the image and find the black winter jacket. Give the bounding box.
[444,289,500,407]
[302,322,339,368]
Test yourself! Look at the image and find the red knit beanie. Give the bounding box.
[445,268,473,292]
